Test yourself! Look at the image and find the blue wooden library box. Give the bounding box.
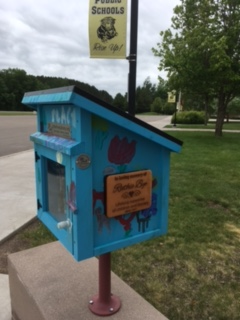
[22,86,182,262]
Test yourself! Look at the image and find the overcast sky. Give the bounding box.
[0,0,180,97]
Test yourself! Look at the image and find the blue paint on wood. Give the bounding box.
[23,86,182,262]
[30,132,81,156]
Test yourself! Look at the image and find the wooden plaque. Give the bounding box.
[105,170,152,218]
[48,123,71,139]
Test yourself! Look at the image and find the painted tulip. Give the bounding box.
[108,135,136,165]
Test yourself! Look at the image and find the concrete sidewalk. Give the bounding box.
[0,150,36,243]
[0,150,36,320]
[137,115,172,130]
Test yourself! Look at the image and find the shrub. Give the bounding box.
[171,111,206,124]
[162,102,176,115]
[227,97,240,118]
[150,97,164,114]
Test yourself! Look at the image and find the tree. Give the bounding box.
[0,68,114,111]
[153,0,240,136]
[0,68,46,111]
[113,93,127,111]
[150,97,164,114]
[96,90,113,104]
[0,77,11,110]
[135,77,156,114]
[155,77,168,101]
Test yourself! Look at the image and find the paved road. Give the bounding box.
[136,115,168,122]
[0,115,170,157]
[0,116,37,156]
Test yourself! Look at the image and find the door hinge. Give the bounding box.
[37,199,42,210]
[35,151,40,162]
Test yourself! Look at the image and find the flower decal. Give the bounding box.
[92,116,109,150]
[93,190,110,233]
[137,193,158,233]
[140,193,157,218]
[108,135,136,165]
[115,213,137,237]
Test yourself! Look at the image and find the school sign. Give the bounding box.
[89,0,127,59]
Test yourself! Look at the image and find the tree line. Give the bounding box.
[0,68,113,112]
[0,68,174,114]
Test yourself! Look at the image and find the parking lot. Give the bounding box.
[0,115,37,156]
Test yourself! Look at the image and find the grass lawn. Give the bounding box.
[111,131,240,320]
[17,131,240,319]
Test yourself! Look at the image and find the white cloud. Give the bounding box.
[0,0,180,97]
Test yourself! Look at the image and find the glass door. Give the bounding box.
[47,159,66,223]
[34,147,74,255]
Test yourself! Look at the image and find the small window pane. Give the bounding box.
[47,159,66,222]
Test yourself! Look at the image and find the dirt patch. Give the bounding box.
[0,220,40,274]
[225,223,240,239]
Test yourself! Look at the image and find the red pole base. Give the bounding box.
[89,294,121,316]
[89,253,121,316]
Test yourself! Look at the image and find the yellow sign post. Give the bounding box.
[168,90,176,103]
[89,0,128,59]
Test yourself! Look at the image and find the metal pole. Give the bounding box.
[173,104,177,127]
[127,0,139,116]
[98,252,111,305]
[173,92,178,127]
[89,253,121,316]
[178,90,182,111]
